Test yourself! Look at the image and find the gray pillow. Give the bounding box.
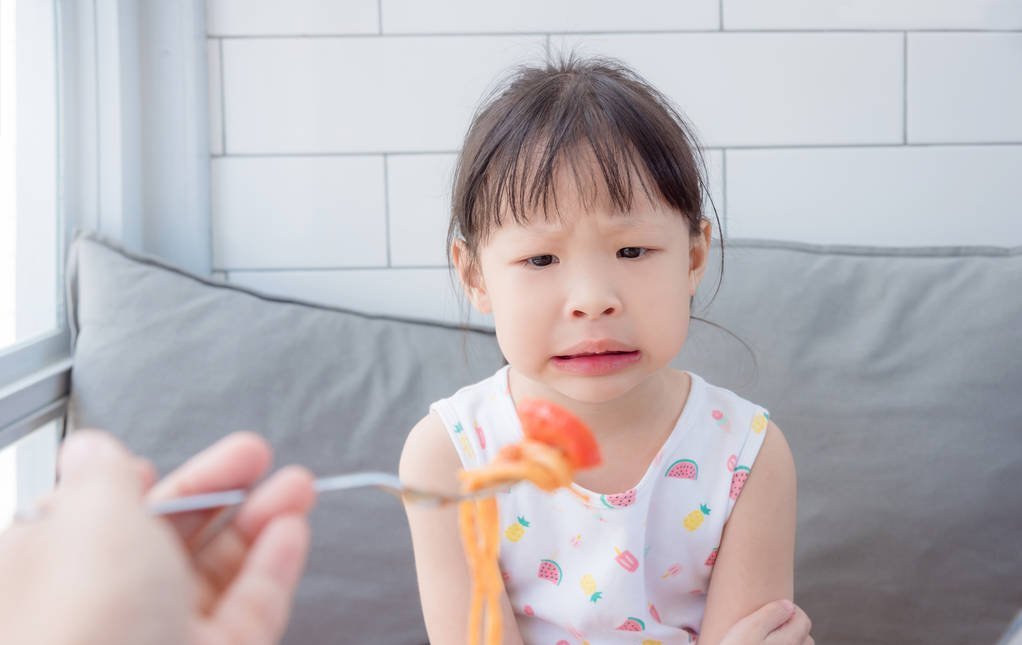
[674,240,1022,645]
[66,230,503,644]
[67,230,1022,645]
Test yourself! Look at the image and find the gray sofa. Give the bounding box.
[65,230,1022,644]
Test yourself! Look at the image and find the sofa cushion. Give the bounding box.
[674,240,1022,645]
[66,230,1022,645]
[66,231,504,644]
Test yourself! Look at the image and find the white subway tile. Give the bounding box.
[724,0,1022,30]
[388,154,457,267]
[207,39,223,156]
[387,148,723,268]
[726,145,1022,246]
[207,0,378,36]
[222,36,545,154]
[908,33,1022,144]
[382,0,718,34]
[212,156,387,269]
[227,268,493,327]
[553,33,903,147]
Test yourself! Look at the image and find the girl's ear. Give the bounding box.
[688,219,713,297]
[451,239,492,314]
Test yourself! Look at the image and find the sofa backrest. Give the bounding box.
[67,231,1022,644]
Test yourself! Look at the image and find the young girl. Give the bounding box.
[401,54,807,645]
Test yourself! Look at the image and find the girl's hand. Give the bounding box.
[718,599,815,645]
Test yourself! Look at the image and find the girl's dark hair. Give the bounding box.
[449,52,752,364]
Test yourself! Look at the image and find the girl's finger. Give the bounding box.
[765,604,812,645]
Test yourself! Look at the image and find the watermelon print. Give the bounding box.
[705,547,719,566]
[617,617,646,632]
[730,466,751,500]
[665,458,698,480]
[600,488,637,508]
[538,559,562,585]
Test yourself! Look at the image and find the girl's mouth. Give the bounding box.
[551,350,641,376]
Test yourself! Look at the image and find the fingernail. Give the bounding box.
[781,599,795,614]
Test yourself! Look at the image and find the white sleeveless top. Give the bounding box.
[430,365,771,644]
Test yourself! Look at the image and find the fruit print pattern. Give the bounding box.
[580,574,603,602]
[538,559,562,585]
[433,367,772,644]
[505,516,530,542]
[617,617,645,631]
[665,458,699,480]
[600,488,637,508]
[451,422,476,461]
[712,408,731,432]
[684,504,711,531]
[751,409,770,433]
[730,465,751,500]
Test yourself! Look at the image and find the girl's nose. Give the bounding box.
[567,276,622,320]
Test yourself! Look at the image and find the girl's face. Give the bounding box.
[455,171,713,405]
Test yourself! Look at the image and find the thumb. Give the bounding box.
[58,430,143,498]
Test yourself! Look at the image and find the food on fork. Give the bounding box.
[457,399,602,645]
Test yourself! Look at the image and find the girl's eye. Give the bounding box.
[526,255,557,268]
[617,247,648,259]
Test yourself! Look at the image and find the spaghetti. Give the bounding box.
[457,399,602,645]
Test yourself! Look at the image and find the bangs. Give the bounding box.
[453,55,708,247]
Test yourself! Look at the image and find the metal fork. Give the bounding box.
[148,471,510,516]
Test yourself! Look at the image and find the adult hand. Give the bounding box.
[719,599,815,645]
[0,430,316,645]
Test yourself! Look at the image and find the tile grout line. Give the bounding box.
[219,37,227,154]
[383,154,392,267]
[206,141,1022,160]
[721,149,728,239]
[719,0,724,30]
[903,31,908,145]
[377,0,383,35]
[211,28,1022,39]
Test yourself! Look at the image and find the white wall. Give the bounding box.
[205,1,1022,324]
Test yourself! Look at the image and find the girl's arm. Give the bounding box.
[696,420,798,645]
[399,411,526,645]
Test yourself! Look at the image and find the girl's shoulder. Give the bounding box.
[427,365,515,470]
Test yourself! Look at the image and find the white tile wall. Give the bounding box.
[381,0,719,34]
[724,0,1022,30]
[212,156,387,269]
[221,36,545,154]
[227,267,493,327]
[206,2,1022,323]
[908,33,1022,144]
[726,145,1022,245]
[386,149,726,269]
[554,33,904,147]
[207,0,379,36]
[387,153,458,267]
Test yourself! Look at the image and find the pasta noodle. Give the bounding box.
[457,400,602,645]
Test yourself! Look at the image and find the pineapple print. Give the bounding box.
[505,516,530,542]
[452,422,476,461]
[683,504,711,531]
[580,574,603,603]
[751,410,770,434]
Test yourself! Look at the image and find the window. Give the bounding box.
[0,0,66,528]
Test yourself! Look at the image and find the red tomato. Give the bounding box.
[517,399,601,470]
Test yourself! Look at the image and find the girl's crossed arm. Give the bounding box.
[399,411,526,645]
[697,420,800,645]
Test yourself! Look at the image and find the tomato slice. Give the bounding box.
[516,399,602,470]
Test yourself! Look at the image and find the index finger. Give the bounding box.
[147,432,273,541]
